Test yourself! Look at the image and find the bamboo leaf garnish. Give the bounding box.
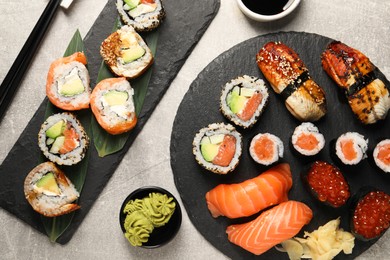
[92,19,159,157]
[40,29,91,242]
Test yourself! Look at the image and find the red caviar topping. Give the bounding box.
[306,161,350,207]
[353,191,390,239]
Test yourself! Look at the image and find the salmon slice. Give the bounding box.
[212,135,236,167]
[377,143,390,165]
[205,163,292,218]
[226,200,313,255]
[59,126,79,154]
[296,133,319,151]
[340,139,357,161]
[254,135,275,161]
[237,92,263,121]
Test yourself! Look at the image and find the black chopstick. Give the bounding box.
[0,0,62,123]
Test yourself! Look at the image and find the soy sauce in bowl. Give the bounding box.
[242,0,289,15]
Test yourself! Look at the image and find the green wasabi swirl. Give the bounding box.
[122,192,176,246]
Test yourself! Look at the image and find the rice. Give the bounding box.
[192,123,242,174]
[38,112,89,166]
[335,132,368,165]
[220,75,269,128]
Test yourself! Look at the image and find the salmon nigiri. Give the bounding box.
[205,163,292,218]
[226,200,313,255]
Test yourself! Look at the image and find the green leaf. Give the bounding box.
[92,21,159,157]
[40,29,91,242]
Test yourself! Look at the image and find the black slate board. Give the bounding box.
[170,31,390,259]
[0,0,220,244]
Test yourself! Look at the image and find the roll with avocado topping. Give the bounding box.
[100,25,153,79]
[24,162,80,217]
[116,0,165,32]
[38,113,89,166]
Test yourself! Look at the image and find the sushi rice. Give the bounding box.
[193,123,242,174]
[38,113,89,166]
[335,132,368,165]
[220,75,269,128]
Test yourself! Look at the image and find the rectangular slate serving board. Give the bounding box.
[0,0,220,244]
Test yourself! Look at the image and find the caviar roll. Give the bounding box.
[24,162,80,217]
[116,0,165,32]
[192,123,242,174]
[373,139,390,173]
[90,77,137,135]
[100,25,153,79]
[334,132,368,165]
[46,52,91,111]
[38,113,89,166]
[291,122,325,156]
[249,133,284,166]
[220,75,269,128]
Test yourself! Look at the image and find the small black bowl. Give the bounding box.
[119,186,182,248]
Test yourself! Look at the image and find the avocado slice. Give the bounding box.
[129,3,156,18]
[36,172,61,196]
[124,0,140,9]
[121,45,145,64]
[50,136,65,154]
[103,91,129,106]
[59,73,85,97]
[201,134,225,145]
[228,91,247,114]
[46,120,65,139]
[201,143,219,162]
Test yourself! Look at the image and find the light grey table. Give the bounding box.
[1,0,389,259]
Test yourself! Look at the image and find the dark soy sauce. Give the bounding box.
[242,0,289,15]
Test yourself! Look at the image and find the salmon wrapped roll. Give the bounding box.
[321,41,390,124]
[90,77,137,135]
[257,42,327,122]
[46,52,91,111]
[24,162,80,217]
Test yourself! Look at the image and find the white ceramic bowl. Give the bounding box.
[236,0,301,22]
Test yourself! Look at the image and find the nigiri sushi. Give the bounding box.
[90,77,137,135]
[321,41,390,124]
[205,163,292,218]
[226,200,313,256]
[46,52,91,111]
[256,42,327,122]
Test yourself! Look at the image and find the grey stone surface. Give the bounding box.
[0,0,389,259]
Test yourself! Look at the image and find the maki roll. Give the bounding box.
[291,122,325,156]
[220,75,269,128]
[334,132,368,165]
[90,77,137,135]
[373,139,390,173]
[24,162,80,217]
[46,52,91,111]
[100,25,153,79]
[38,113,89,166]
[301,161,350,208]
[249,133,283,166]
[350,187,390,241]
[193,123,242,174]
[116,0,165,32]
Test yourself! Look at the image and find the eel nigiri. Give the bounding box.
[205,163,292,218]
[321,41,390,124]
[256,42,327,122]
[226,200,313,255]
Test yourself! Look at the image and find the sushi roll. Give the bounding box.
[220,75,269,128]
[46,52,91,111]
[334,132,368,165]
[100,25,153,79]
[24,162,80,217]
[38,113,89,166]
[192,123,242,174]
[249,133,284,166]
[291,122,325,156]
[116,0,165,32]
[90,77,137,135]
[373,139,390,173]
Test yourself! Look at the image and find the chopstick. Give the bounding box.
[0,0,62,123]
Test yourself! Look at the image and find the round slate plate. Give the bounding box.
[170,31,390,259]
